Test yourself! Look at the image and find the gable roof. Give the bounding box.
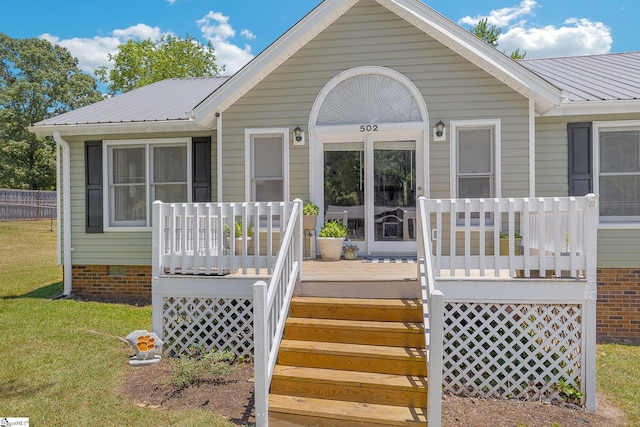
[521,52,640,102]
[191,0,563,127]
[31,77,228,136]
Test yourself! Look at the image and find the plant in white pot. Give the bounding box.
[317,220,348,261]
[226,221,254,255]
[302,202,319,230]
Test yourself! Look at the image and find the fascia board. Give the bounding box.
[382,0,561,113]
[193,0,359,127]
[29,120,211,138]
[542,99,640,117]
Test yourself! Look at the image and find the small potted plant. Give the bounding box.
[499,231,522,256]
[303,202,319,230]
[342,243,359,260]
[318,220,348,260]
[226,221,254,255]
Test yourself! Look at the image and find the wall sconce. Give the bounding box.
[293,126,305,145]
[433,120,446,141]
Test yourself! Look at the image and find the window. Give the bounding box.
[595,123,640,223]
[106,139,190,228]
[451,120,501,199]
[451,120,501,224]
[246,129,289,202]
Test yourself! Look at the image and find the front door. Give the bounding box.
[323,136,417,255]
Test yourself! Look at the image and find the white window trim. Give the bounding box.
[450,119,502,199]
[103,138,192,231]
[244,128,290,202]
[593,120,640,229]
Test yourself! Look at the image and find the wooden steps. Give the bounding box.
[269,295,428,426]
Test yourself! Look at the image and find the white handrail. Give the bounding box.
[254,199,303,426]
[417,196,443,426]
[426,196,598,279]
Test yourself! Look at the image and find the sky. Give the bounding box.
[1,0,637,80]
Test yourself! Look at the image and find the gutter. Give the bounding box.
[53,132,73,296]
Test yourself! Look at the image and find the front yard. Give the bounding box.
[0,220,637,426]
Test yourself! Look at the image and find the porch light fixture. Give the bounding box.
[293,126,303,142]
[435,120,445,137]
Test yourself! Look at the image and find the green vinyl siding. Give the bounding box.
[66,132,215,266]
[535,114,640,268]
[221,0,530,203]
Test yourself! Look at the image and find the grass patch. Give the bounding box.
[597,343,640,426]
[0,220,238,426]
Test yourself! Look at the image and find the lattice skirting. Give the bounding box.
[162,297,254,358]
[442,302,583,403]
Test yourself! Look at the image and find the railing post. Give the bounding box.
[428,290,444,427]
[151,201,163,338]
[294,198,304,281]
[254,280,269,426]
[583,194,599,413]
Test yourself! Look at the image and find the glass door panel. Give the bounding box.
[324,146,365,241]
[373,141,416,242]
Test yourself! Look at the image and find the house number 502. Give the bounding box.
[360,124,378,132]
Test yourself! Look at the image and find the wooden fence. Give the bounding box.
[0,189,57,221]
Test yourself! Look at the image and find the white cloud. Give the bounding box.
[459,0,612,58]
[241,29,257,41]
[197,11,255,74]
[39,24,167,75]
[459,0,537,27]
[499,18,612,58]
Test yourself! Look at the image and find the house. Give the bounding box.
[31,0,638,342]
[31,0,640,421]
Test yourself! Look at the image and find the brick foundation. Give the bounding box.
[72,265,152,302]
[597,269,640,341]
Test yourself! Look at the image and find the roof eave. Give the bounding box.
[382,0,562,114]
[192,0,562,126]
[541,99,640,117]
[193,0,360,127]
[29,119,212,138]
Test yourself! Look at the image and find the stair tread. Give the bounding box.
[280,339,426,359]
[270,394,427,425]
[273,365,428,390]
[286,317,424,333]
[291,296,421,309]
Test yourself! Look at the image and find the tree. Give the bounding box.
[0,33,103,190]
[470,18,526,60]
[96,35,224,95]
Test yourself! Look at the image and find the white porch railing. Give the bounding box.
[421,195,599,412]
[426,195,599,278]
[253,199,303,426]
[154,200,296,276]
[417,196,444,426]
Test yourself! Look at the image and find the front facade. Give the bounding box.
[32,0,639,340]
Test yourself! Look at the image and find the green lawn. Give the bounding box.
[0,220,238,426]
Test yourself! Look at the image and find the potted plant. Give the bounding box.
[342,243,359,260]
[317,220,348,260]
[499,232,522,256]
[226,221,254,255]
[302,202,319,230]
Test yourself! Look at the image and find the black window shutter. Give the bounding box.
[85,141,103,233]
[568,122,593,196]
[192,137,212,202]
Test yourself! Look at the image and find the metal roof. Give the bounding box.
[520,52,640,102]
[33,77,229,126]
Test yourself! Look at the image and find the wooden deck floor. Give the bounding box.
[301,259,418,282]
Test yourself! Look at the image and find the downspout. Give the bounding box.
[53,131,72,296]
[216,112,223,202]
[529,98,536,197]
